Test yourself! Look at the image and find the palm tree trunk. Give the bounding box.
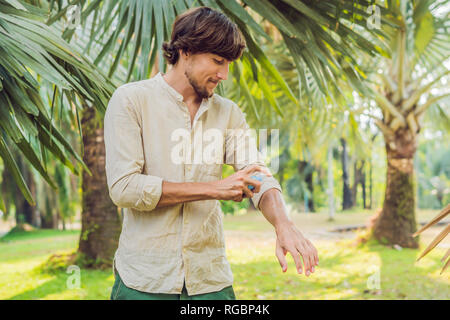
[368,158,373,209]
[77,106,121,267]
[40,182,58,228]
[14,155,38,227]
[298,160,315,212]
[327,145,335,221]
[367,133,377,210]
[340,138,352,210]
[361,165,367,209]
[306,168,315,213]
[351,160,366,209]
[372,129,419,248]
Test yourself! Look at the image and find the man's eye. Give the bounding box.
[214,59,224,65]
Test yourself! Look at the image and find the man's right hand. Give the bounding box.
[209,165,272,202]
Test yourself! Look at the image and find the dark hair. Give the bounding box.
[162,7,246,65]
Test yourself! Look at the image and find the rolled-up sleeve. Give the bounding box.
[104,86,163,211]
[225,103,282,210]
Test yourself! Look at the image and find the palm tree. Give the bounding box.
[341,137,353,210]
[51,0,390,264]
[0,0,116,210]
[2,0,390,266]
[56,0,391,108]
[241,33,372,215]
[0,0,119,265]
[77,104,121,267]
[360,0,450,248]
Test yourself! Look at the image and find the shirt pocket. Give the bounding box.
[197,163,222,181]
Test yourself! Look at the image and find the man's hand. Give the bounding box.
[209,165,272,202]
[275,221,319,276]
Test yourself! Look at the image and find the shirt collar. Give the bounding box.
[155,72,213,108]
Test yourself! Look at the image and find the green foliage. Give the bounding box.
[80,223,100,241]
[0,0,115,206]
[36,250,78,275]
[219,165,252,215]
[220,199,249,216]
[416,135,450,209]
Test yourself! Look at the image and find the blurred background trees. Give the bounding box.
[0,0,448,267]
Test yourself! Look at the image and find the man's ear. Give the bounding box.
[180,49,189,59]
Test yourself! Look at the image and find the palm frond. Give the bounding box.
[48,0,392,108]
[0,0,115,204]
[413,204,450,274]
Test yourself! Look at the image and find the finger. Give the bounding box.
[307,240,319,266]
[244,164,261,174]
[241,185,254,199]
[298,246,311,276]
[307,251,315,275]
[312,245,319,267]
[308,249,315,274]
[275,243,287,273]
[302,243,314,274]
[257,167,272,177]
[232,190,244,202]
[289,248,303,275]
[244,177,262,193]
[245,165,272,177]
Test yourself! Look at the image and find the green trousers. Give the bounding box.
[110,269,236,300]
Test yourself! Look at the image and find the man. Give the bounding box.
[104,6,318,300]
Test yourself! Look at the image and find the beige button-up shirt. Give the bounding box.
[104,72,282,295]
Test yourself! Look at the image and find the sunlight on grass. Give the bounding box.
[227,238,449,300]
[0,213,448,300]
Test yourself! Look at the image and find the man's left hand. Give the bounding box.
[275,222,319,276]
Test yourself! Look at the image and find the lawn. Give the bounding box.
[0,210,448,300]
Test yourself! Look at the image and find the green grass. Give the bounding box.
[0,229,113,300]
[229,239,449,300]
[0,213,449,300]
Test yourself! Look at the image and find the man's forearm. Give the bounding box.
[258,189,293,230]
[155,181,216,208]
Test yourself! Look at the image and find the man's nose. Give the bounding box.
[217,64,229,80]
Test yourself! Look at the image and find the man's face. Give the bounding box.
[184,52,230,99]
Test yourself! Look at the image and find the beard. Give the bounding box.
[184,70,214,100]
